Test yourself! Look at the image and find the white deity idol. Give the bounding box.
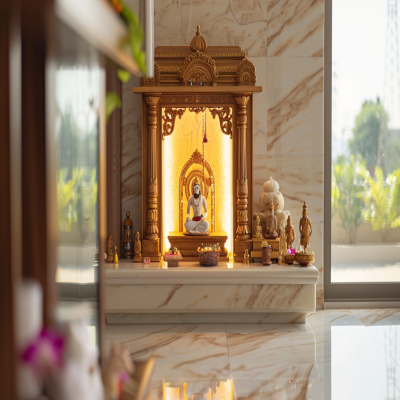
[185,180,209,234]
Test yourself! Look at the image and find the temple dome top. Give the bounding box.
[190,26,207,53]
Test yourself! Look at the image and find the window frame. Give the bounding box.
[324,0,400,302]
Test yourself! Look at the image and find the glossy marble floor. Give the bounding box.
[106,309,400,400]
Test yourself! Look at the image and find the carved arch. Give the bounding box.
[140,62,160,87]
[236,58,256,86]
[179,149,215,232]
[178,52,219,86]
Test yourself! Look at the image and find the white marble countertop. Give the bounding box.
[105,260,319,285]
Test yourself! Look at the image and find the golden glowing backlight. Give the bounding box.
[162,108,233,256]
[163,380,233,400]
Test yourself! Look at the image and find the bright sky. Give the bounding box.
[332,0,400,158]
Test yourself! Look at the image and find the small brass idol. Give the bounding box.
[134,231,142,263]
[278,252,283,265]
[114,246,119,264]
[243,249,251,264]
[265,203,278,239]
[299,202,312,251]
[285,214,296,249]
[122,211,134,259]
[106,235,114,263]
[254,215,263,238]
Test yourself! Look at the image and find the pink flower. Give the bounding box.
[21,328,64,378]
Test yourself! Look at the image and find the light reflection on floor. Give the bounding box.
[106,309,400,400]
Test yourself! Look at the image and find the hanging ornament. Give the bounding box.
[202,110,207,184]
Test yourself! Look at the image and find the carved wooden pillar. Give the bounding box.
[235,95,251,241]
[142,94,161,261]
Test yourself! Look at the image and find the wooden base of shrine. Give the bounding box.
[234,239,253,262]
[251,237,281,260]
[141,238,161,262]
[168,232,229,261]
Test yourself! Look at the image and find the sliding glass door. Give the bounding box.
[325,0,400,300]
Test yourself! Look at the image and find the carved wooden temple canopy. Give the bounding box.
[132,26,262,262]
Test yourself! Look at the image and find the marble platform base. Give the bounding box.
[106,311,308,324]
[105,261,319,324]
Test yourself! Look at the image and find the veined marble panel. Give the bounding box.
[266,155,323,225]
[154,0,182,46]
[252,155,267,216]
[181,0,267,57]
[226,324,318,380]
[249,57,267,156]
[266,57,323,156]
[267,0,324,57]
[106,283,316,312]
[121,76,142,235]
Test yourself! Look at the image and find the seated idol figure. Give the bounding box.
[185,180,209,234]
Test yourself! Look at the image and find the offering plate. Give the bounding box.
[295,251,315,267]
[163,252,182,267]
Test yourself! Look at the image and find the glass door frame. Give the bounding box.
[324,0,400,302]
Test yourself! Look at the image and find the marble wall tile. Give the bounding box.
[121,76,142,236]
[267,0,324,57]
[181,0,267,56]
[249,57,267,156]
[266,155,323,225]
[252,155,267,216]
[266,57,324,157]
[154,0,182,46]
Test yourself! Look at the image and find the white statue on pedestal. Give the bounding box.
[253,177,290,240]
[185,180,209,234]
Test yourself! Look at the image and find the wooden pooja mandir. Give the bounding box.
[133,26,262,262]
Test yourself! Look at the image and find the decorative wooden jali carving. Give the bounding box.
[209,107,233,138]
[162,108,186,139]
[134,26,261,261]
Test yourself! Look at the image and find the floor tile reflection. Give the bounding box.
[106,309,400,400]
[351,308,400,326]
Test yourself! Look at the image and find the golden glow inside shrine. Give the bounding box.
[162,107,233,255]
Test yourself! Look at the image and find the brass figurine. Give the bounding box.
[106,235,114,263]
[134,231,142,263]
[278,252,283,265]
[254,215,263,238]
[243,249,251,264]
[299,202,313,251]
[114,246,119,264]
[122,211,134,259]
[265,203,278,239]
[285,215,296,249]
